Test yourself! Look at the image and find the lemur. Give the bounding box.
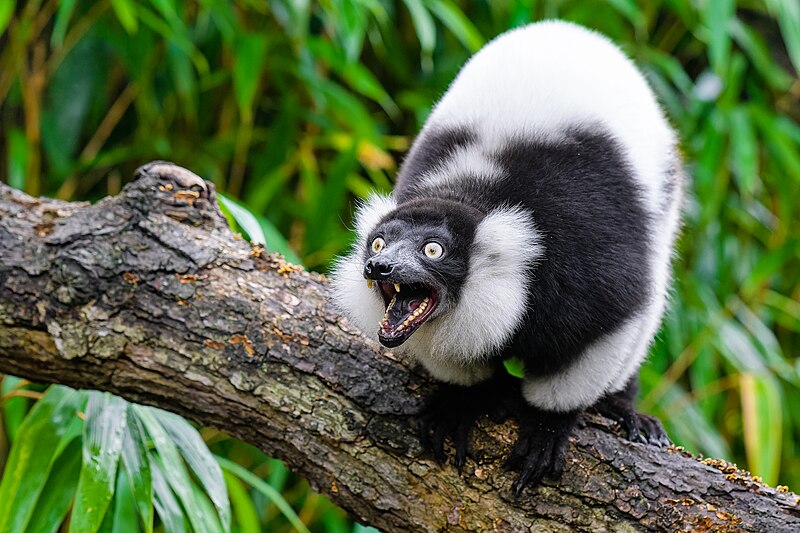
[331,20,683,492]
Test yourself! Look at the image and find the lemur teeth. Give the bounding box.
[367,279,374,289]
[394,283,401,293]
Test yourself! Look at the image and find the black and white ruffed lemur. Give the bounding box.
[331,20,684,493]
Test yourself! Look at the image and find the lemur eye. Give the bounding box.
[371,237,385,253]
[424,242,443,259]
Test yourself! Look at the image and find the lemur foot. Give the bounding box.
[419,375,518,472]
[505,408,578,495]
[593,392,670,446]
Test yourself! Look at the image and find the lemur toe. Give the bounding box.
[506,408,577,494]
[594,392,670,446]
[418,384,481,468]
[453,421,471,473]
[639,414,670,446]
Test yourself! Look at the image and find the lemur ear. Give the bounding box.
[354,194,397,240]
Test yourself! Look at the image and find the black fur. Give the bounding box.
[399,126,652,377]
[397,125,661,491]
[394,127,476,202]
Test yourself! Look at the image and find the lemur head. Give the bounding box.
[332,193,542,360]
[362,199,482,347]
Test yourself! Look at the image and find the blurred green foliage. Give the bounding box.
[1,0,800,529]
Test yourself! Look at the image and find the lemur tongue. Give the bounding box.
[378,284,435,347]
[386,293,421,326]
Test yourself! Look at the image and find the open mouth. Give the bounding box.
[370,281,439,347]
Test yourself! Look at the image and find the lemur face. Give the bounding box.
[362,200,480,348]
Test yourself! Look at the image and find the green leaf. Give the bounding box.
[70,392,129,533]
[155,410,231,532]
[216,456,309,533]
[0,386,84,532]
[0,0,15,36]
[402,0,436,70]
[503,357,525,379]
[224,471,260,533]
[120,406,153,533]
[765,0,800,73]
[426,0,484,52]
[110,0,139,33]
[741,373,783,485]
[727,107,758,196]
[25,439,83,533]
[51,0,78,46]
[232,33,268,122]
[1,375,30,443]
[150,457,187,533]
[6,128,29,191]
[218,194,302,264]
[217,194,266,245]
[730,19,793,90]
[331,0,367,60]
[112,466,141,533]
[135,406,222,533]
[700,0,735,75]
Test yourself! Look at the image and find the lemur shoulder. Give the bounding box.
[331,20,684,492]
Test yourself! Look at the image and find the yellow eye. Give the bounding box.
[371,237,385,253]
[424,242,443,259]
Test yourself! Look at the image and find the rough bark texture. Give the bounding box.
[0,162,798,532]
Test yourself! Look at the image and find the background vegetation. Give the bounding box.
[1,0,799,530]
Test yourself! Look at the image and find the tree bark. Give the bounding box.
[0,162,797,532]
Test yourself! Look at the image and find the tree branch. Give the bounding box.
[0,162,797,532]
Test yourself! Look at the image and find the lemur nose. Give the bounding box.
[364,258,394,280]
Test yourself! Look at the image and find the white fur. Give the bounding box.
[523,318,644,412]
[420,144,503,189]
[425,20,677,217]
[398,207,543,375]
[329,194,396,337]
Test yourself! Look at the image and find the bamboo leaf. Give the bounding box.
[135,406,222,533]
[111,466,141,533]
[25,439,83,533]
[426,0,484,52]
[232,33,268,122]
[402,0,436,70]
[0,0,14,36]
[155,409,231,533]
[740,373,783,485]
[0,386,84,532]
[121,406,154,533]
[216,456,309,533]
[69,393,129,533]
[110,0,139,34]
[150,457,187,533]
[224,471,260,533]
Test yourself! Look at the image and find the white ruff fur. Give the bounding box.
[399,207,542,384]
[329,194,396,338]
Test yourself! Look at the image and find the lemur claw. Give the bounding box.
[594,392,671,447]
[505,408,578,494]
